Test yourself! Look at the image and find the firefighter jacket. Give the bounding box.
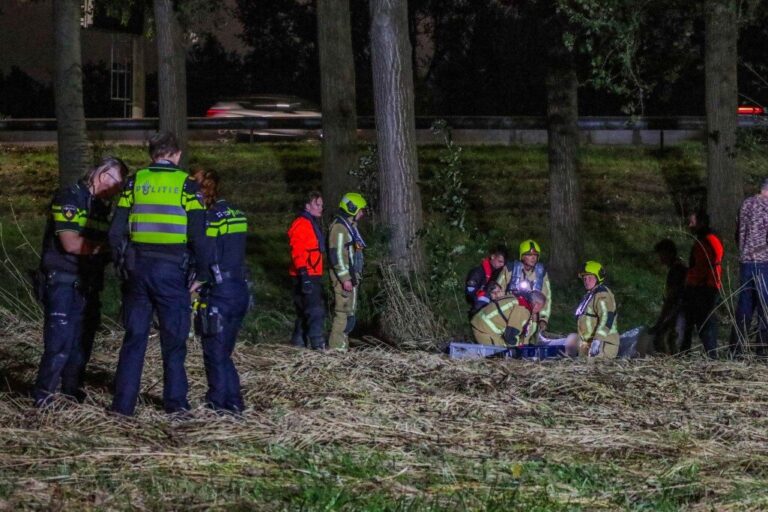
[575,284,620,358]
[328,214,365,285]
[288,211,325,277]
[497,261,551,323]
[471,296,535,347]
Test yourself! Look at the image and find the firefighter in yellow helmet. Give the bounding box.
[471,282,547,347]
[565,261,620,359]
[327,193,367,350]
[497,239,552,333]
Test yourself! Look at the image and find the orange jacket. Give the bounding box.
[288,212,324,276]
[686,232,723,289]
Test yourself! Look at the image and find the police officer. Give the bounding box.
[34,156,128,407]
[464,245,507,315]
[566,261,620,359]
[288,191,326,350]
[497,239,552,332]
[470,282,547,347]
[192,169,248,414]
[108,131,210,416]
[328,192,367,351]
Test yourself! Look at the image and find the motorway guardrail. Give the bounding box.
[0,115,764,131]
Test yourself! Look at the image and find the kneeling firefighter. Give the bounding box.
[497,239,552,333]
[193,169,249,413]
[471,282,547,347]
[328,193,367,351]
[568,261,620,359]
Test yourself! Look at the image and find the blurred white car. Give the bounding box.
[205,95,322,141]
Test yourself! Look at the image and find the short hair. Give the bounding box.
[654,238,677,257]
[191,168,220,208]
[489,244,508,259]
[529,290,547,306]
[148,131,180,161]
[486,281,502,294]
[84,156,128,185]
[303,191,322,209]
[692,209,710,228]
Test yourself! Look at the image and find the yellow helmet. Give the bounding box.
[339,192,367,216]
[519,239,541,260]
[579,260,606,283]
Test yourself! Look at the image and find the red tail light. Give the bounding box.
[737,106,764,115]
[206,108,229,117]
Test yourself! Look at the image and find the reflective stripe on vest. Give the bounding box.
[128,169,188,244]
[206,215,248,237]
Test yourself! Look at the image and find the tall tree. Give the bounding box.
[369,0,424,272]
[705,0,740,234]
[53,0,90,187]
[317,0,359,207]
[546,28,582,282]
[154,0,188,166]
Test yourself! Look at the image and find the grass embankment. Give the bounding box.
[1,141,768,510]
[4,140,765,337]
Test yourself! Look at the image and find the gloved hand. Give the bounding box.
[502,326,520,346]
[299,268,313,295]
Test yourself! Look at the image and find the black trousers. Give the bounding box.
[681,286,719,358]
[291,276,326,349]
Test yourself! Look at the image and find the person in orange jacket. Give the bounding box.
[288,191,326,349]
[681,210,723,358]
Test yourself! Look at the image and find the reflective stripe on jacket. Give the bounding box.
[119,167,203,245]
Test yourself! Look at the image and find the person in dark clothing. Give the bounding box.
[192,169,249,414]
[649,239,688,354]
[681,211,723,359]
[465,245,507,315]
[287,191,326,349]
[108,131,211,416]
[730,179,768,357]
[34,157,128,407]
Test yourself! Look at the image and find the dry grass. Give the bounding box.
[2,306,768,510]
[379,264,448,351]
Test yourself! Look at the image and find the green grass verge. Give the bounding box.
[1,140,767,339]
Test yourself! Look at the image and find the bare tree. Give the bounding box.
[705,0,741,235]
[154,0,188,166]
[369,0,424,272]
[53,0,90,187]
[318,0,359,209]
[546,22,582,282]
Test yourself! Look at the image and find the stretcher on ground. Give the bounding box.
[448,326,644,360]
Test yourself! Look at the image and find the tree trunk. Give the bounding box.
[317,0,359,209]
[370,0,424,273]
[546,39,582,283]
[154,0,188,166]
[53,0,90,188]
[131,34,146,119]
[705,0,740,235]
